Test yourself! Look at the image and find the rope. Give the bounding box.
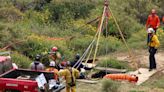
[93,5,107,65]
[76,47,91,68]
[108,7,133,58]
[108,6,139,70]
[73,15,102,69]
[73,43,92,68]
[105,12,109,75]
[73,30,99,69]
[83,45,94,69]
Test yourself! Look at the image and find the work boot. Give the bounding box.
[149,69,152,71]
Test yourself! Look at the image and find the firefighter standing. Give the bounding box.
[58,61,80,92]
[49,46,62,70]
[147,28,160,71]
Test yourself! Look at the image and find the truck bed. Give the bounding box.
[0,69,65,92]
[0,69,54,81]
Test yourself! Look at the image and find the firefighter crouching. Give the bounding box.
[46,61,58,80]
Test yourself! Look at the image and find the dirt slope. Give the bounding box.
[115,50,164,71]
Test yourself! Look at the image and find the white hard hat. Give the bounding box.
[147,28,155,33]
[49,61,56,67]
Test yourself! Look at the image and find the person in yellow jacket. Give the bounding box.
[58,61,80,92]
[147,28,160,71]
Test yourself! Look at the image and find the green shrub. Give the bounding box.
[98,36,123,55]
[0,0,13,8]
[14,0,34,4]
[69,35,93,54]
[98,58,129,69]
[49,0,95,21]
[102,79,120,92]
[0,23,28,48]
[129,90,145,92]
[128,28,164,50]
[128,29,147,49]
[11,52,32,68]
[0,6,24,21]
[69,35,123,57]
[14,34,76,61]
[157,28,164,50]
[15,34,64,58]
[24,9,51,25]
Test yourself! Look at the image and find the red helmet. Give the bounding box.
[61,61,67,67]
[51,47,58,52]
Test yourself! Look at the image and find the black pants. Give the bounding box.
[149,47,157,69]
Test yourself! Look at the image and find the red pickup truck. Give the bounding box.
[0,69,65,92]
[0,56,64,92]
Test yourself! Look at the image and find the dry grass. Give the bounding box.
[60,79,164,92]
[76,82,102,92]
[61,81,102,92]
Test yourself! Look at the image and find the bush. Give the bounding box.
[13,34,77,61]
[129,90,145,92]
[24,9,51,25]
[98,58,129,69]
[15,34,64,58]
[0,0,13,8]
[128,29,147,49]
[0,6,24,21]
[69,35,123,57]
[68,35,93,54]
[0,23,28,48]
[157,28,164,50]
[98,36,123,55]
[49,0,96,22]
[102,79,120,92]
[11,52,32,68]
[128,28,164,50]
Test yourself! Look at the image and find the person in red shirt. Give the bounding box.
[146,9,160,32]
[146,9,160,44]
